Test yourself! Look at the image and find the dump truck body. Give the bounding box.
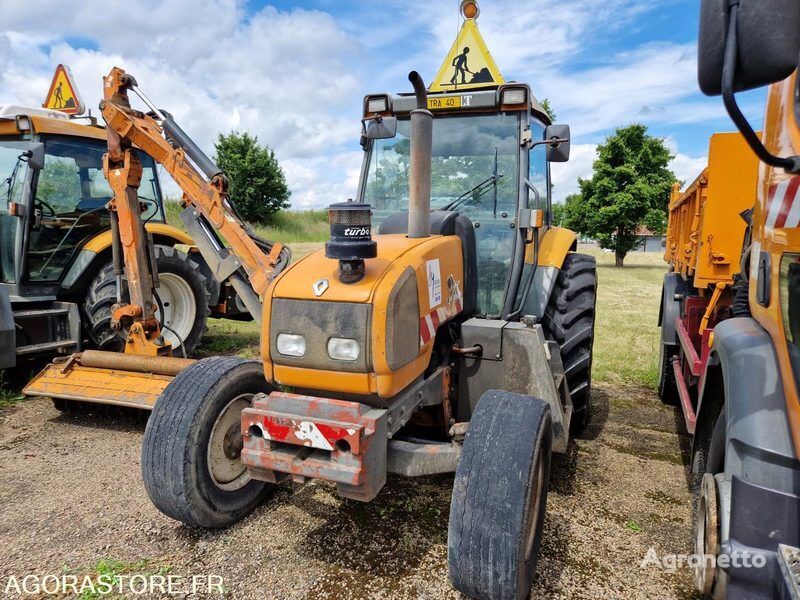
[660,132,759,434]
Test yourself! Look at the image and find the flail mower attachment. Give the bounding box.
[23,350,194,410]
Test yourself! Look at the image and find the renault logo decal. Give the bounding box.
[313,279,329,297]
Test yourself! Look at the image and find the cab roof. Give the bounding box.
[0,105,106,140]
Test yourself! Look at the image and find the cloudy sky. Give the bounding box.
[0,0,766,208]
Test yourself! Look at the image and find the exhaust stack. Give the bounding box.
[407,71,433,239]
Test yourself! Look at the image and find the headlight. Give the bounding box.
[366,96,388,114]
[327,337,360,361]
[501,88,527,106]
[277,333,306,357]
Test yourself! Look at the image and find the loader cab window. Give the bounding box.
[0,140,29,284]
[364,112,521,317]
[26,136,165,283]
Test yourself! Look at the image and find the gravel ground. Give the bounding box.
[0,381,697,599]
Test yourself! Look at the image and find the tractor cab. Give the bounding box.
[359,84,569,318]
[0,105,176,368]
[0,107,166,290]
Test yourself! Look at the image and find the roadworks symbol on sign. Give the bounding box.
[43,64,85,115]
[429,18,505,93]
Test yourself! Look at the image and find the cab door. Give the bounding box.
[0,140,35,285]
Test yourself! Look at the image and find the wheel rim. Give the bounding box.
[207,394,252,492]
[694,473,719,595]
[155,272,197,349]
[523,449,546,563]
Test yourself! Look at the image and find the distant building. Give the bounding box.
[635,226,665,253]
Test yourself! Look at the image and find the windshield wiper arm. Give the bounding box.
[443,173,504,212]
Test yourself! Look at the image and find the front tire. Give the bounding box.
[542,252,597,434]
[448,390,552,600]
[141,357,274,528]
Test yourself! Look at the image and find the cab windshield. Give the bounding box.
[362,112,521,317]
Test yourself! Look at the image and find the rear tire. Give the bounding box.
[448,390,552,600]
[141,357,274,528]
[82,245,210,356]
[657,342,680,405]
[542,252,597,434]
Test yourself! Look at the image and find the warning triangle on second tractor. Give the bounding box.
[43,64,85,115]
[429,1,505,93]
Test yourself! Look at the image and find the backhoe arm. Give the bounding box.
[100,67,289,326]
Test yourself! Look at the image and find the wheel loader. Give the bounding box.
[655,0,800,597]
[26,4,597,598]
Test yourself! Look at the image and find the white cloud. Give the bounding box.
[0,0,729,210]
[550,144,596,203]
[550,137,708,205]
[0,3,364,210]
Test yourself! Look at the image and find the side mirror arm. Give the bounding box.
[721,2,800,173]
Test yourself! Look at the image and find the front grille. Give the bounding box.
[270,299,371,373]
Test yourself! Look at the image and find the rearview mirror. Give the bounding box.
[364,116,398,140]
[539,124,570,163]
[26,143,45,171]
[698,0,800,95]
[4,141,45,170]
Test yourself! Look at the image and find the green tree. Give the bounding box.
[540,98,556,122]
[213,131,290,224]
[565,124,675,267]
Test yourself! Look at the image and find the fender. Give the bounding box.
[81,223,194,255]
[61,223,195,291]
[658,272,687,346]
[697,317,798,491]
[532,226,577,268]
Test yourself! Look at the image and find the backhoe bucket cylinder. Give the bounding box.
[407,71,433,239]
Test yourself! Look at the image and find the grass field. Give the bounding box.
[586,247,665,389]
[164,200,329,243]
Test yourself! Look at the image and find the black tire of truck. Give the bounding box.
[141,357,275,528]
[82,245,210,357]
[658,340,680,406]
[448,390,552,600]
[542,252,597,435]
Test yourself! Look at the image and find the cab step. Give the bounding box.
[12,301,81,360]
[13,307,72,319]
[16,340,79,355]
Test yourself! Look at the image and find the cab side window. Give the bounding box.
[529,120,548,215]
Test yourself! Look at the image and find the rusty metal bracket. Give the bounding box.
[241,392,389,502]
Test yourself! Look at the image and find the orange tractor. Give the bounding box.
[26,4,596,598]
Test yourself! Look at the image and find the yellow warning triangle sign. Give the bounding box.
[429,18,505,93]
[43,64,85,115]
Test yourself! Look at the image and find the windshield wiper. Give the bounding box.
[3,154,24,203]
[443,148,503,214]
[444,172,504,212]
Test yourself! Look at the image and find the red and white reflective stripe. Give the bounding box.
[258,417,356,452]
[419,297,463,346]
[766,177,800,229]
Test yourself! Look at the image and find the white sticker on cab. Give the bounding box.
[427,259,442,308]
